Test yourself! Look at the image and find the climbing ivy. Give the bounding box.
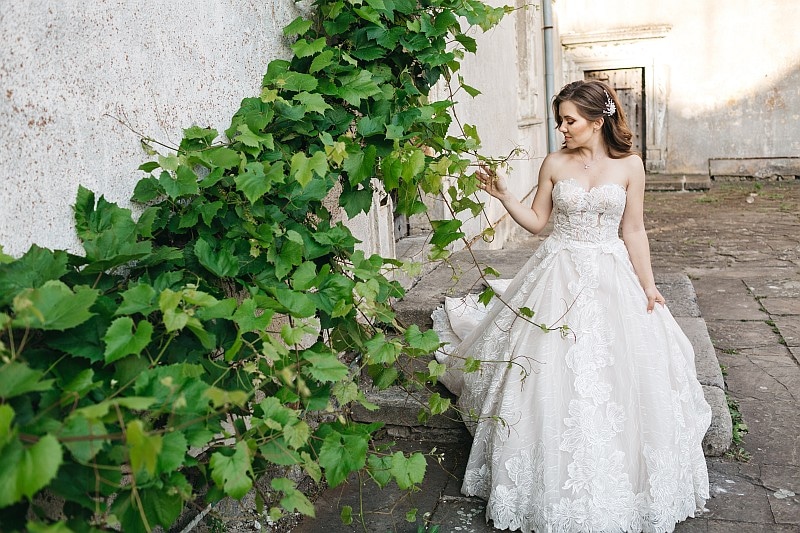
[0,0,512,530]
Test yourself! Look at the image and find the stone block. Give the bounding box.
[735,398,800,465]
[718,354,800,402]
[693,278,769,321]
[394,248,534,328]
[350,386,463,430]
[429,497,494,532]
[645,174,711,191]
[701,385,733,457]
[709,157,800,180]
[673,518,709,532]
[762,465,800,525]
[706,521,799,532]
[294,440,466,533]
[658,273,702,317]
[744,279,800,299]
[676,317,724,389]
[773,317,800,347]
[760,297,800,316]
[393,234,439,291]
[705,319,783,352]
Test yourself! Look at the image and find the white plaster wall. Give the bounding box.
[445,0,546,250]
[555,0,800,174]
[0,0,304,257]
[1,0,545,261]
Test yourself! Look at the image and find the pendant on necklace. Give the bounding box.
[583,164,590,170]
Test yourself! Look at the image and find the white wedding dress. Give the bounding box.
[432,178,711,533]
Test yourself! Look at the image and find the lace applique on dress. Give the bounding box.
[434,178,711,532]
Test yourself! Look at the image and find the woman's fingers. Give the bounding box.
[476,164,497,191]
[646,291,665,313]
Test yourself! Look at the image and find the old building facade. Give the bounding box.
[553,0,800,181]
[7,1,794,260]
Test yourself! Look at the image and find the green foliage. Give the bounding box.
[0,0,511,529]
[725,394,751,462]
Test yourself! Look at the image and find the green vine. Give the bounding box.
[0,0,516,530]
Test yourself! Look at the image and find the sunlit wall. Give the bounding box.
[555,0,800,175]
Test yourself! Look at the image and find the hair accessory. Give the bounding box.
[603,90,616,117]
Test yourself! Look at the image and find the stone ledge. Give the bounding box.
[393,247,534,329]
[709,157,800,180]
[702,384,733,456]
[645,174,711,191]
[351,386,463,431]
[676,316,725,389]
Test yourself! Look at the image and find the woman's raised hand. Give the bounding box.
[476,164,508,199]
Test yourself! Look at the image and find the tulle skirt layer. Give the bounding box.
[432,236,711,533]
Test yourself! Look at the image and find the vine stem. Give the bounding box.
[104,113,180,153]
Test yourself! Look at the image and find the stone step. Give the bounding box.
[646,173,711,191]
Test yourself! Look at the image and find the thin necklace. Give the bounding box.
[581,153,602,169]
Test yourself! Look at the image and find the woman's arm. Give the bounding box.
[620,156,665,312]
[477,155,556,236]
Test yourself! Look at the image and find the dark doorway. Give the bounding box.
[585,68,645,163]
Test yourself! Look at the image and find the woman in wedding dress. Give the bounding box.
[432,80,711,532]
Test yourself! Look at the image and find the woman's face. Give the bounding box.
[557,100,597,148]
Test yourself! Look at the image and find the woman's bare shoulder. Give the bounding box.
[619,152,644,168]
[540,150,572,184]
[546,149,575,162]
[542,149,574,170]
[614,153,645,188]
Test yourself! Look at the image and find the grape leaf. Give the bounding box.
[302,351,349,383]
[103,317,153,364]
[0,362,54,399]
[210,441,253,499]
[291,37,326,58]
[11,281,98,331]
[390,451,426,490]
[283,17,312,37]
[0,435,63,507]
[318,430,368,487]
[291,151,328,188]
[127,420,162,478]
[271,477,315,516]
[404,324,440,352]
[194,238,239,277]
[0,245,68,307]
[294,91,332,114]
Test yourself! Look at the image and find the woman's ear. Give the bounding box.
[594,117,605,132]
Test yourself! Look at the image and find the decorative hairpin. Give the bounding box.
[603,90,616,117]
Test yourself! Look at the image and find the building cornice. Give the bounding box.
[561,25,672,47]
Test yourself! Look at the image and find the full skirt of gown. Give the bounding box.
[432,179,711,533]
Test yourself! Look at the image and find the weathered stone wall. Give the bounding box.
[554,0,800,177]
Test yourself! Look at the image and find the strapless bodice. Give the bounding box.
[549,178,627,245]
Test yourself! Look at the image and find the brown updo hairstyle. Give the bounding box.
[552,80,636,158]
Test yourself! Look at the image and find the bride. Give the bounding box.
[432,80,711,532]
